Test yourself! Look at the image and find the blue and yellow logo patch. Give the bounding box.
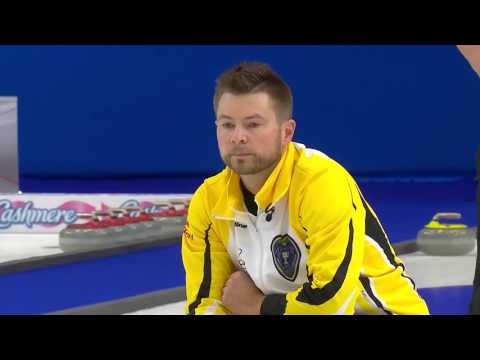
[271,234,301,282]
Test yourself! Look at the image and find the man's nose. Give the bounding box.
[231,126,247,144]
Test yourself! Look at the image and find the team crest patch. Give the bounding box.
[271,234,301,282]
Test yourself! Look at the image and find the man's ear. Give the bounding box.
[283,119,296,144]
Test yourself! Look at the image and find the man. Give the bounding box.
[181,62,429,315]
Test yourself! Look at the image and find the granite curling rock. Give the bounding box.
[416,212,476,256]
[59,208,162,252]
[149,200,189,236]
[58,210,146,252]
[59,199,189,253]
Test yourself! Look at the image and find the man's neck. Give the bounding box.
[239,160,278,195]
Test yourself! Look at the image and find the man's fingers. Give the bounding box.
[222,284,228,302]
[222,279,232,301]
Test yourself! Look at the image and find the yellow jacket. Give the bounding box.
[182,142,429,315]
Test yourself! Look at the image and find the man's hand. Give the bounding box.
[222,271,266,315]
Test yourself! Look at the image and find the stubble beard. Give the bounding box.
[221,137,283,176]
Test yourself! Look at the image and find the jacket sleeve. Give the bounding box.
[261,169,365,315]
[181,184,236,315]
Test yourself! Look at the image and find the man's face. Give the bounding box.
[216,92,294,175]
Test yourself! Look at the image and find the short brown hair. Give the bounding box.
[213,62,293,122]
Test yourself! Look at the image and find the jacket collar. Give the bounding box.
[212,142,297,220]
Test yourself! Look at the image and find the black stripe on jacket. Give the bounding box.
[188,223,212,315]
[358,193,397,267]
[295,219,355,307]
[360,276,393,315]
[357,189,415,289]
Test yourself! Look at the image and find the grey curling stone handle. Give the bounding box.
[432,213,462,221]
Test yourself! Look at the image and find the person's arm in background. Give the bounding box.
[182,184,236,315]
[456,45,480,76]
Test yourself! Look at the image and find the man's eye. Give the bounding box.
[222,123,234,129]
[247,123,260,128]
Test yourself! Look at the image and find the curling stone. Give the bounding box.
[416,212,476,256]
